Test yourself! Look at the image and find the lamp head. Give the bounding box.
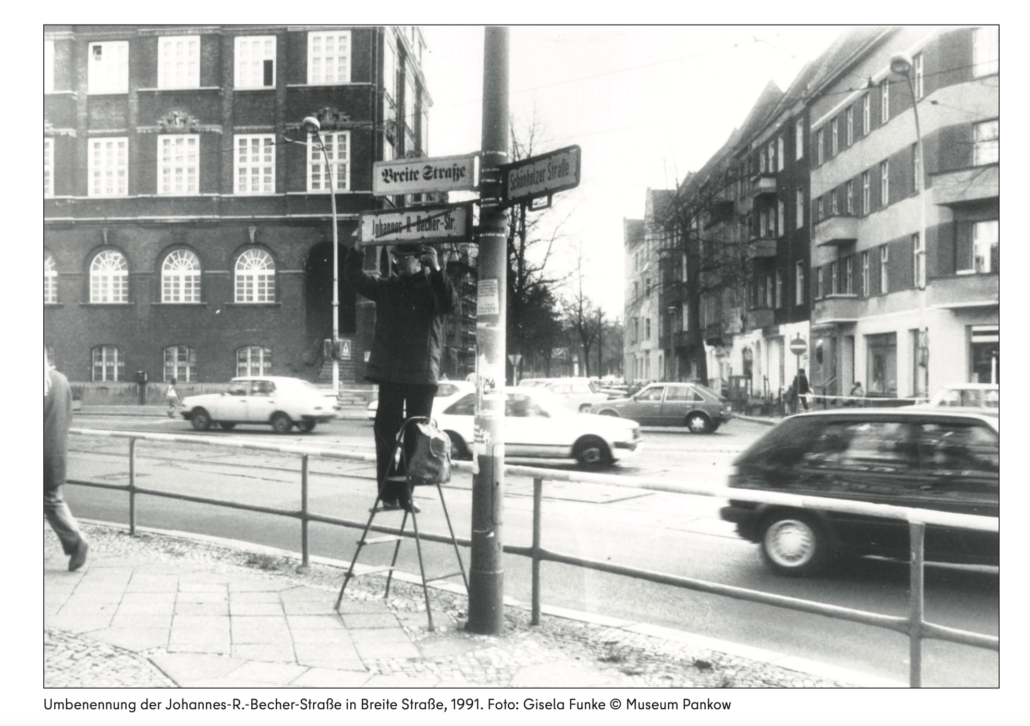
[302,116,321,135]
[890,52,913,76]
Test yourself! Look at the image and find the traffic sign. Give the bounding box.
[372,153,479,197]
[789,337,808,356]
[359,204,472,246]
[501,145,581,206]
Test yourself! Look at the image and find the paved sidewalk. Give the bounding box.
[44,523,902,689]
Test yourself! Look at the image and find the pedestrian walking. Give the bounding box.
[165,378,180,418]
[44,349,88,571]
[847,381,864,407]
[343,238,457,513]
[792,368,811,412]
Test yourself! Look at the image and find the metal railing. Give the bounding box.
[66,428,998,687]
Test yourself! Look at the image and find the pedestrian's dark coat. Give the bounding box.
[44,369,73,491]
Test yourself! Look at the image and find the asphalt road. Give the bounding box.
[64,413,999,687]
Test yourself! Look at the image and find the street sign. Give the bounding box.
[789,337,808,356]
[359,204,472,246]
[372,153,479,197]
[501,144,581,206]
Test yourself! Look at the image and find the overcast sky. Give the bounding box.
[420,25,847,316]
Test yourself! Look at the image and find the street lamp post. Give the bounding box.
[890,53,929,399]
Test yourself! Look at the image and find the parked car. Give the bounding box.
[181,376,337,434]
[719,408,999,576]
[365,380,475,421]
[435,386,641,469]
[590,382,732,432]
[924,383,999,412]
[517,377,609,412]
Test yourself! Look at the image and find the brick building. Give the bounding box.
[44,25,474,388]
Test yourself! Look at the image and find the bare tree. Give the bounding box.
[561,243,604,378]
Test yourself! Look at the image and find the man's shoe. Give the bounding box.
[377,500,402,511]
[401,501,421,514]
[68,541,89,572]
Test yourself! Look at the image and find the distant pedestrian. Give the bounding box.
[792,369,811,412]
[847,381,864,407]
[165,378,180,419]
[44,349,89,572]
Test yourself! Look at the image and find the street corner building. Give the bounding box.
[624,26,998,407]
[44,25,478,402]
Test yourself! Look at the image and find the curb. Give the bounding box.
[77,518,905,689]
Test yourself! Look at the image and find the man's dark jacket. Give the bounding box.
[44,369,73,491]
[343,247,457,385]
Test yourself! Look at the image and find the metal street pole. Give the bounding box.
[467,26,509,635]
[309,122,340,395]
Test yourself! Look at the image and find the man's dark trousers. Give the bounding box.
[373,382,437,504]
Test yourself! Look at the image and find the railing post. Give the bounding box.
[299,454,310,572]
[532,477,543,625]
[908,520,926,688]
[128,438,137,536]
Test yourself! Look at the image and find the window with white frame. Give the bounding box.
[912,233,925,288]
[775,269,784,309]
[862,94,870,135]
[44,251,58,304]
[816,267,824,299]
[795,261,804,306]
[862,251,870,296]
[974,120,999,165]
[880,245,889,294]
[845,257,854,294]
[880,160,889,208]
[846,180,854,215]
[45,40,54,93]
[880,80,890,124]
[845,106,853,147]
[974,220,999,273]
[88,41,128,94]
[912,143,921,192]
[795,188,804,229]
[88,138,128,196]
[307,131,348,192]
[158,136,199,194]
[234,135,274,194]
[914,52,924,99]
[777,199,785,236]
[235,36,275,89]
[158,36,200,89]
[237,346,272,377]
[91,345,124,381]
[308,30,351,84]
[831,187,838,216]
[973,27,999,77]
[831,117,839,156]
[235,249,275,303]
[162,249,201,303]
[795,119,803,160]
[777,136,784,171]
[164,345,197,382]
[44,138,53,197]
[830,261,839,295]
[815,128,823,165]
[90,249,129,303]
[861,171,870,214]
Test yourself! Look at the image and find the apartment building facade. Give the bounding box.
[43,25,476,386]
[623,189,673,383]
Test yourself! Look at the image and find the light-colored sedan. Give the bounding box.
[435,386,641,469]
[590,381,732,433]
[516,377,610,412]
[365,381,475,421]
[181,376,337,434]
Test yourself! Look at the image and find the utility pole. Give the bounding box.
[467,26,509,635]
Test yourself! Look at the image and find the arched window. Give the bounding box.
[162,249,201,303]
[91,345,124,381]
[235,249,275,303]
[44,251,58,304]
[164,345,196,382]
[90,249,129,303]
[237,346,271,376]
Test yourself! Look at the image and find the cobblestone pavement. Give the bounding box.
[44,522,860,689]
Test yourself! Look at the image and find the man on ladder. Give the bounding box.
[343,237,457,513]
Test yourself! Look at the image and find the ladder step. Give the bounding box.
[427,571,464,583]
[361,535,403,545]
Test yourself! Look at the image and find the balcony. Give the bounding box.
[745,307,774,330]
[660,329,701,350]
[747,235,777,258]
[927,274,998,310]
[750,173,777,198]
[814,214,859,247]
[932,165,998,206]
[812,294,862,324]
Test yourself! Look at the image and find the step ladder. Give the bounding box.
[335,416,467,631]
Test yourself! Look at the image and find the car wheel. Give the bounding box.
[219,422,236,431]
[578,403,592,413]
[686,412,712,433]
[297,421,316,433]
[446,432,471,460]
[190,408,212,431]
[271,412,293,434]
[760,513,830,576]
[573,436,613,469]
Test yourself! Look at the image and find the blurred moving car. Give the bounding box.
[181,376,337,434]
[924,383,999,412]
[590,382,732,432]
[365,380,474,421]
[517,377,609,412]
[719,408,999,576]
[435,386,641,469]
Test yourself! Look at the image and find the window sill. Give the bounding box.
[44,302,64,308]
[87,91,129,97]
[152,302,208,306]
[80,302,134,307]
[225,302,282,308]
[137,87,223,93]
[286,82,372,89]
[233,86,276,92]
